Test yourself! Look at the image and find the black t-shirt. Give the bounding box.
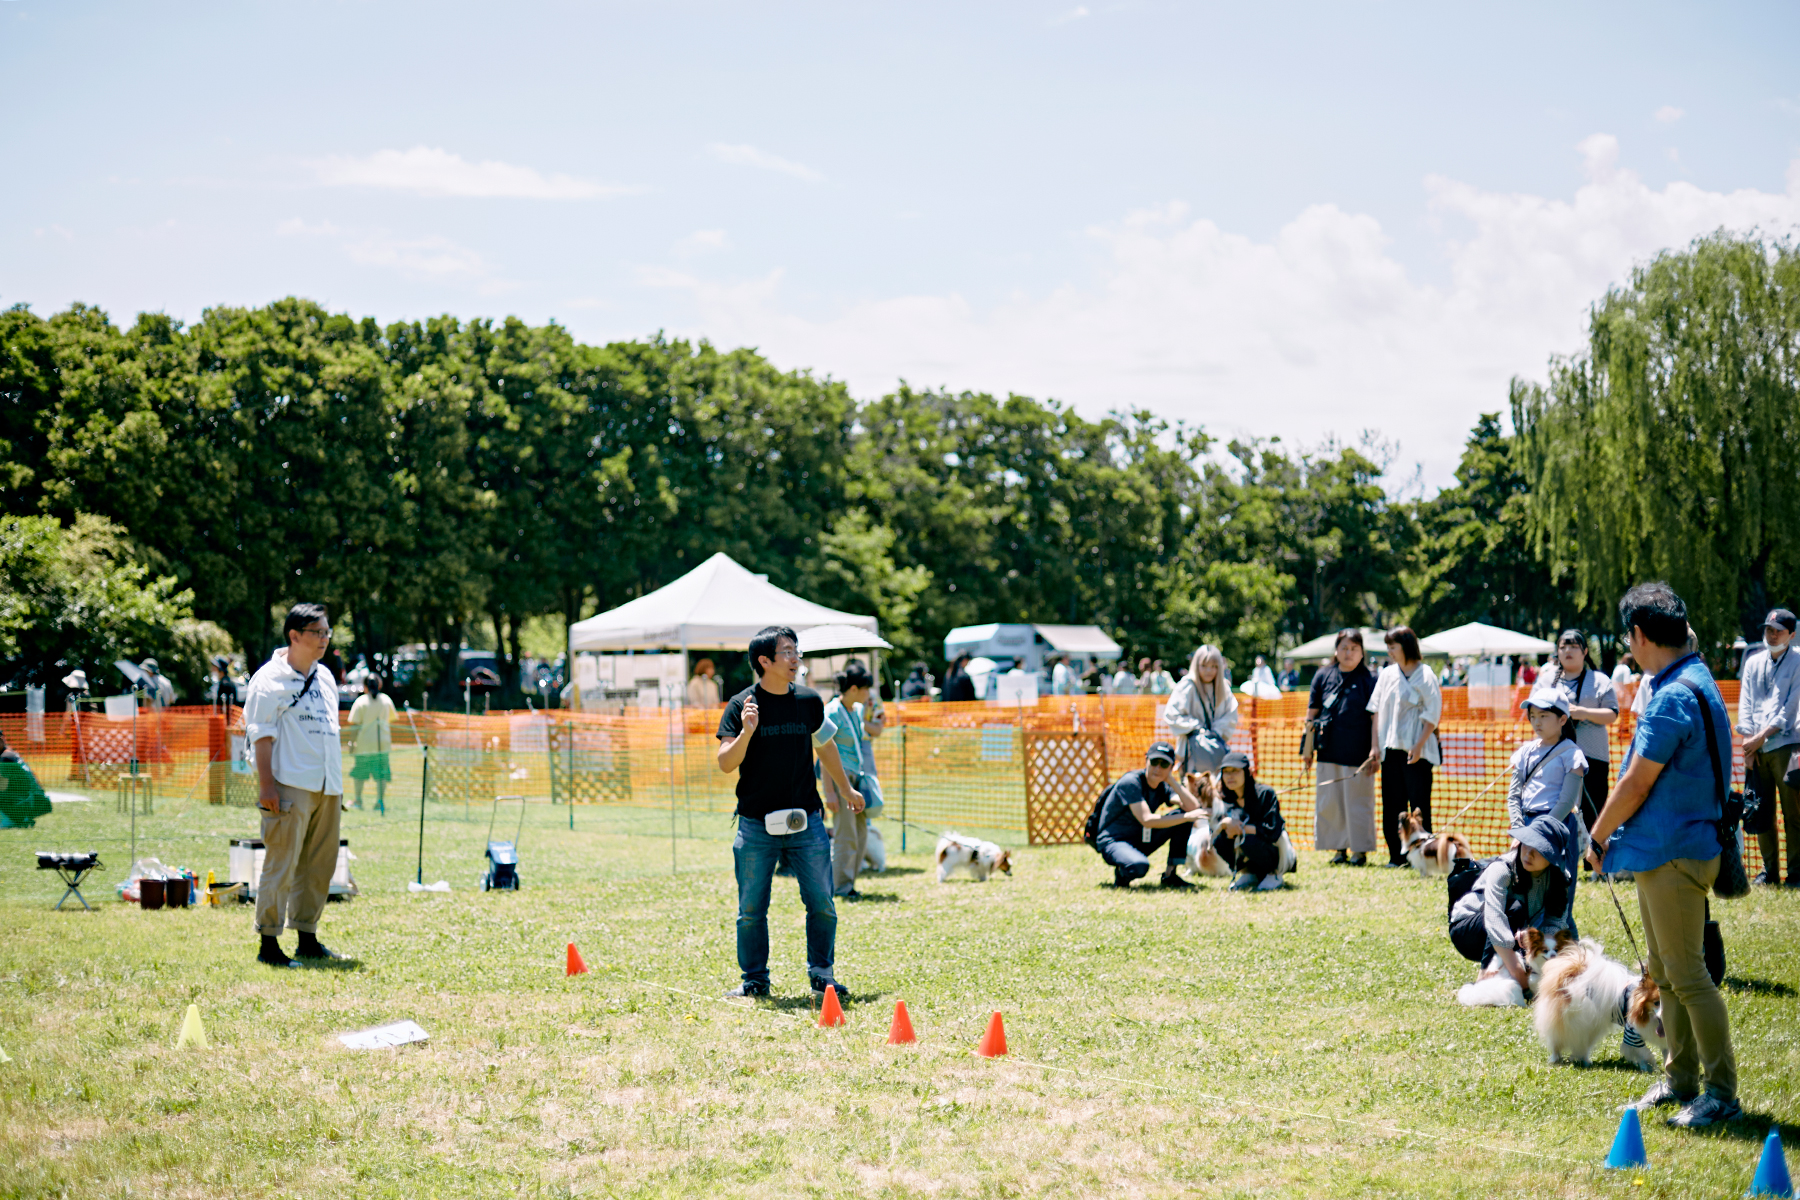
[717,683,828,820]
[1307,662,1376,766]
[1096,768,1174,843]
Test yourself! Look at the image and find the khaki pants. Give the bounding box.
[1314,761,1376,853]
[1637,856,1736,1100]
[1750,748,1800,883]
[831,805,869,896]
[256,782,341,937]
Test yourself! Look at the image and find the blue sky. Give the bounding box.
[6,1,1799,486]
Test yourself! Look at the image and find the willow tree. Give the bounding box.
[1513,232,1800,660]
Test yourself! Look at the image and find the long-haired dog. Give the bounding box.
[1185,797,1298,880]
[936,832,1013,882]
[1398,810,1471,879]
[1532,939,1666,1069]
[1456,928,1574,1007]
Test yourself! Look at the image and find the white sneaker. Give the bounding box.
[1256,874,1284,891]
[1229,872,1257,891]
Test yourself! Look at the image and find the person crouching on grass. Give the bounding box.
[1447,815,1572,988]
[1508,688,1589,932]
[717,625,864,1002]
[1215,751,1290,891]
[1092,740,1207,888]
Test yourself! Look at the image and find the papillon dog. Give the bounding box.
[1532,939,1666,1070]
[1185,799,1298,881]
[936,832,1013,883]
[1398,810,1471,879]
[1457,928,1574,1008]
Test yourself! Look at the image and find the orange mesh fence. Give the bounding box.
[13,683,1776,869]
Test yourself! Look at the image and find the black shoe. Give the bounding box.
[293,936,342,961]
[1113,869,1133,888]
[725,981,770,999]
[840,889,863,902]
[1381,859,1407,869]
[1328,850,1349,865]
[257,936,293,968]
[1349,853,1368,867]
[1160,871,1193,890]
[810,976,848,1000]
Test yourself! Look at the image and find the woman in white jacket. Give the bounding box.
[1164,645,1237,786]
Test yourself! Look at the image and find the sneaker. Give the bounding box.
[838,889,863,902]
[1112,869,1134,888]
[810,976,848,1001]
[1349,853,1368,867]
[1621,1080,1694,1112]
[1328,850,1349,865]
[256,943,294,968]
[1256,874,1284,891]
[1667,1093,1742,1129]
[293,940,343,961]
[1753,871,1778,887]
[725,981,770,999]
[1380,860,1407,869]
[1229,872,1258,891]
[1160,872,1193,890]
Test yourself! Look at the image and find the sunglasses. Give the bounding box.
[1148,757,1175,768]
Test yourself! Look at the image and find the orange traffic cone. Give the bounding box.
[818,984,846,1027]
[886,1000,917,1045]
[976,1011,1007,1057]
[566,943,588,977]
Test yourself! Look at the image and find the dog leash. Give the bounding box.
[1433,766,1514,832]
[1602,872,1648,976]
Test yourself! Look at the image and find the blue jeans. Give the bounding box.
[733,815,837,987]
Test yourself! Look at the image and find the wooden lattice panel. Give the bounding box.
[546,723,634,806]
[1022,731,1109,846]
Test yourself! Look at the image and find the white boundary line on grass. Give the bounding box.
[614,971,1589,1168]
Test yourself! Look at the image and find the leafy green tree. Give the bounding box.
[0,512,194,687]
[1408,412,1575,638]
[1514,233,1800,662]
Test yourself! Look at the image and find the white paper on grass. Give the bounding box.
[339,1020,430,1049]
[46,791,91,804]
[407,880,452,893]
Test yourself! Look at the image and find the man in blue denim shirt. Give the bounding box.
[717,625,863,1003]
[1587,582,1739,1129]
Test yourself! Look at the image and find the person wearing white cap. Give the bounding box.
[1736,607,1799,886]
[1508,687,1590,929]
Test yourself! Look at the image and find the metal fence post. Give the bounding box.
[899,724,908,854]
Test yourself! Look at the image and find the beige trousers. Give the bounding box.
[255,782,341,937]
[1637,856,1736,1100]
[831,803,869,896]
[1314,761,1377,853]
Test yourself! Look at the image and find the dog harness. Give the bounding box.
[1617,987,1647,1049]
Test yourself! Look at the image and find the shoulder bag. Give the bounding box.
[1680,678,1750,899]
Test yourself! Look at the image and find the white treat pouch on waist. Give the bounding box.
[764,809,808,836]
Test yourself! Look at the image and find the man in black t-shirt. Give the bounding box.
[717,625,864,1001]
[1092,741,1207,888]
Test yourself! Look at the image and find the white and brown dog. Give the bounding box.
[1398,810,1471,879]
[1185,797,1298,881]
[1533,939,1666,1070]
[936,832,1013,883]
[1457,927,1574,1008]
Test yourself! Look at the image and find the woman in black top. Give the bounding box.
[1304,629,1378,865]
[1215,751,1290,890]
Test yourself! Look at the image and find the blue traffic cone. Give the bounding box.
[1748,1129,1794,1198]
[1606,1108,1649,1169]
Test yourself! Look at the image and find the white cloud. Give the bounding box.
[1654,105,1685,123]
[346,233,490,279]
[1052,6,1090,23]
[707,143,823,182]
[674,229,729,258]
[312,146,630,199]
[644,135,1800,487]
[276,217,340,237]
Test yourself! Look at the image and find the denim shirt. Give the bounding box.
[1605,653,1729,873]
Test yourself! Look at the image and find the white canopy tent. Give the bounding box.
[569,552,877,651]
[1279,628,1392,661]
[1417,621,1556,659]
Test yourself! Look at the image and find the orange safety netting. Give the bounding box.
[5,683,1776,873]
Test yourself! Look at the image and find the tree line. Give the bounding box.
[2,231,1795,704]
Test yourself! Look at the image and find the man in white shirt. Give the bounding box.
[241,603,345,967]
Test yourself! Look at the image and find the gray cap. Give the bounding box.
[1520,687,1570,716]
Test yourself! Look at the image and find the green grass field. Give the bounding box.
[3,774,1798,1198]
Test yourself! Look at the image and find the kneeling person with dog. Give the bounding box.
[1215,751,1292,891]
[1092,741,1206,888]
[1447,815,1572,988]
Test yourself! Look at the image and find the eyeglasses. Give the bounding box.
[302,626,333,641]
[772,646,799,660]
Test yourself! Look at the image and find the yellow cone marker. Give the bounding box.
[177,1003,208,1049]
